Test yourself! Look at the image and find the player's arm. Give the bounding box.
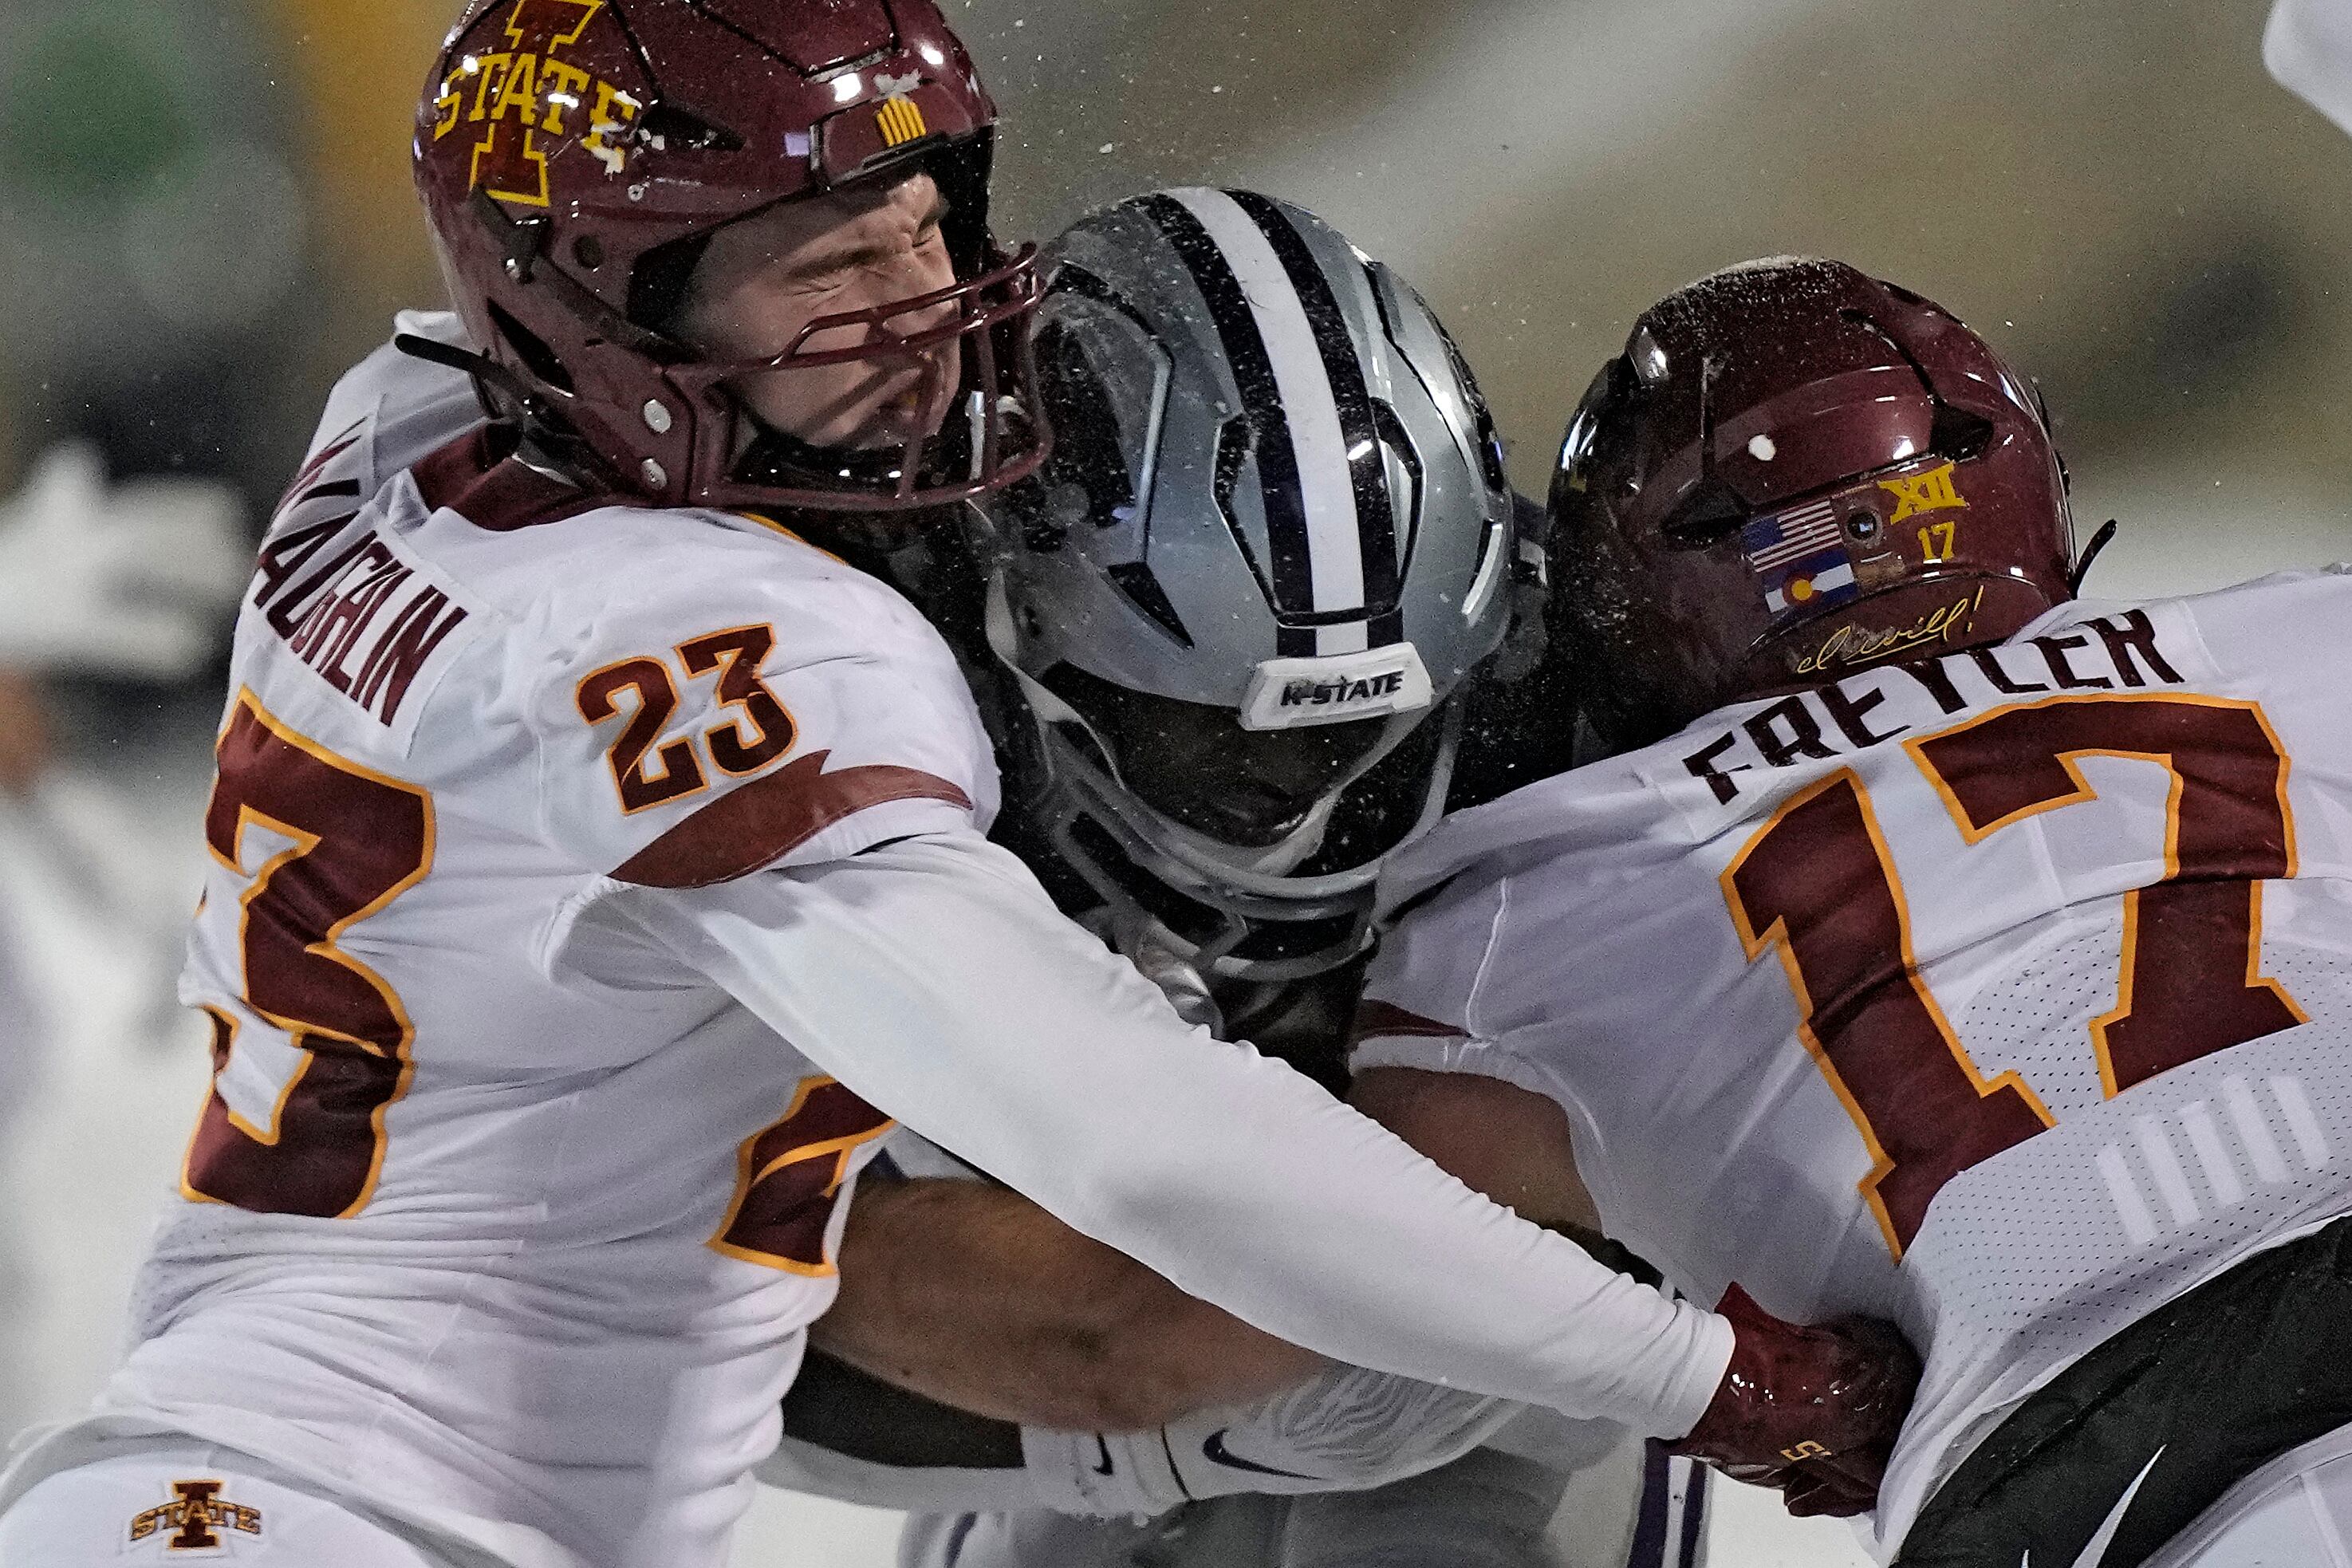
[813,1170,1322,1431]
[810,1062,1611,1429]
[545,565,1909,1502]
[1348,1063,1603,1236]
[743,842,1908,1518]
[764,1074,1611,1516]
[2270,0,2352,136]
[533,553,1322,1428]
[1346,873,1923,1518]
[617,829,1731,1429]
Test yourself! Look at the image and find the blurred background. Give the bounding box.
[0,1,2346,1563]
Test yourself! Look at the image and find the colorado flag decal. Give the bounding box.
[1763,549,1858,616]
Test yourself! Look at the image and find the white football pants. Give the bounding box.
[0,1444,459,1567]
[897,1426,1692,1568]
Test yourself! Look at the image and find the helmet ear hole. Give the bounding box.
[487,301,576,396]
[626,232,716,338]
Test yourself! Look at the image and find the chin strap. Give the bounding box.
[2070,518,2119,595]
[393,332,542,415]
[392,333,624,494]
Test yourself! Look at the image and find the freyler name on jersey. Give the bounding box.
[1681,609,2185,806]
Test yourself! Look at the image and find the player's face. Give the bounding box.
[1046,665,1394,847]
[678,173,963,452]
[1152,713,1391,845]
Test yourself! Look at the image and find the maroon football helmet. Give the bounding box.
[1550,258,2077,750]
[412,0,1048,514]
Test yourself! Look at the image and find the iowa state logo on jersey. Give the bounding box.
[127,1479,263,1552]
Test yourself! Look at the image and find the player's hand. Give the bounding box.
[1667,1282,1921,1519]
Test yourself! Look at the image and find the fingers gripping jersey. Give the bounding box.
[1358,571,2352,1557]
[78,317,993,1568]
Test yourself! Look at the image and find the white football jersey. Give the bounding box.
[1357,571,2352,1554]
[65,314,995,1568]
[10,321,1748,1566]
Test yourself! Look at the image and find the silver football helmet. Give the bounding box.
[982,187,1520,980]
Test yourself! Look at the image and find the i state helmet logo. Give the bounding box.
[431,0,646,204]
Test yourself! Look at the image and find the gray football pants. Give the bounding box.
[898,1425,1708,1568]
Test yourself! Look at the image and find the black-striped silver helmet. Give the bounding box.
[983,187,1519,980]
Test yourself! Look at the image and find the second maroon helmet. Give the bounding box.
[1550,258,2075,750]
[412,0,1048,514]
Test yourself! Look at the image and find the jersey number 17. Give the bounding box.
[1723,692,2304,1257]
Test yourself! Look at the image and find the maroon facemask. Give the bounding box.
[1551,258,2078,751]
[412,0,1050,514]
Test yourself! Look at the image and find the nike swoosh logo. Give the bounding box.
[1093,1435,1115,1476]
[2022,1447,2165,1568]
[1200,1429,1318,1479]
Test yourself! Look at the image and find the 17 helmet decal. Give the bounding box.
[1550,256,2078,751]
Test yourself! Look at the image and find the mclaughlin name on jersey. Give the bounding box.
[1357,568,2352,1557]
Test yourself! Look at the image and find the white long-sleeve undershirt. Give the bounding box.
[615,830,1731,1437]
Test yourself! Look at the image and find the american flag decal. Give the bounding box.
[875,95,928,148]
[1741,499,1842,574]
